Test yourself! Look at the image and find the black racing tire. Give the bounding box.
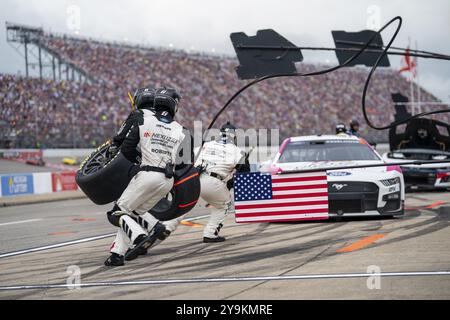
[76,143,137,205]
[76,142,201,220]
[149,165,201,221]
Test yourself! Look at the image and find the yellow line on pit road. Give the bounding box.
[337,234,387,253]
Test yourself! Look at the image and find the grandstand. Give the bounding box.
[0,24,443,148]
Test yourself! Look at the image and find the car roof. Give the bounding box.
[289,135,360,142]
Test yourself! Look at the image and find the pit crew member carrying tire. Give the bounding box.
[104,86,188,267]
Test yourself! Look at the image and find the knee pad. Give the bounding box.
[106,204,126,227]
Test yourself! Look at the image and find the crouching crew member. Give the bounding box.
[105,87,186,267]
[162,122,250,243]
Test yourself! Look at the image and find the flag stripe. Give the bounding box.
[235,196,328,206]
[272,192,328,199]
[237,204,328,214]
[272,183,328,192]
[236,215,329,223]
[236,208,329,218]
[273,188,328,195]
[272,180,329,187]
[235,200,328,210]
[271,175,327,183]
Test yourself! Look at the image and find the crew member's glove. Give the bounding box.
[108,144,119,157]
[196,165,205,174]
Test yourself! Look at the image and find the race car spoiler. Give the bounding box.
[278,159,450,175]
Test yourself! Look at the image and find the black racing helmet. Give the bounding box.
[220,121,237,143]
[153,87,181,117]
[350,118,360,130]
[133,87,156,110]
[335,123,347,134]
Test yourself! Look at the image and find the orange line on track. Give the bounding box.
[337,234,387,253]
[180,221,203,228]
[426,201,446,209]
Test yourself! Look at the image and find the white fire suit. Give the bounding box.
[163,140,246,239]
[109,109,185,256]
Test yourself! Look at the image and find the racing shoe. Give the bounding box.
[203,236,226,243]
[125,235,148,261]
[124,222,170,260]
[104,252,124,267]
[147,230,172,250]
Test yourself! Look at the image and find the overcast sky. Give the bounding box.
[1,0,449,100]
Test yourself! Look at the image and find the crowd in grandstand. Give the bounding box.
[0,32,443,148]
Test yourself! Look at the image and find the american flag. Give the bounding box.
[234,172,329,223]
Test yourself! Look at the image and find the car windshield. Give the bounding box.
[278,141,380,163]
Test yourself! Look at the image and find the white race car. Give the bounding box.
[382,117,450,191]
[264,135,405,217]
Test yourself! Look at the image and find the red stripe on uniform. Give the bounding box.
[178,200,198,208]
[235,200,328,210]
[235,208,329,218]
[174,173,199,186]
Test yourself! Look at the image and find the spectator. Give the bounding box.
[0,32,444,148]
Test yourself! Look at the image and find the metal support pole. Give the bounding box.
[415,40,421,114]
[410,75,415,115]
[38,45,43,79]
[32,101,38,148]
[24,40,29,77]
[72,106,76,148]
[52,56,56,81]
[58,59,61,80]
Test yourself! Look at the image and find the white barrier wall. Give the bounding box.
[42,149,94,158]
[32,172,53,195]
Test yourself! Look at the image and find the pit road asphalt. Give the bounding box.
[0,190,449,299]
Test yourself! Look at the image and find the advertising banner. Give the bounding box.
[51,171,78,192]
[0,174,34,197]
